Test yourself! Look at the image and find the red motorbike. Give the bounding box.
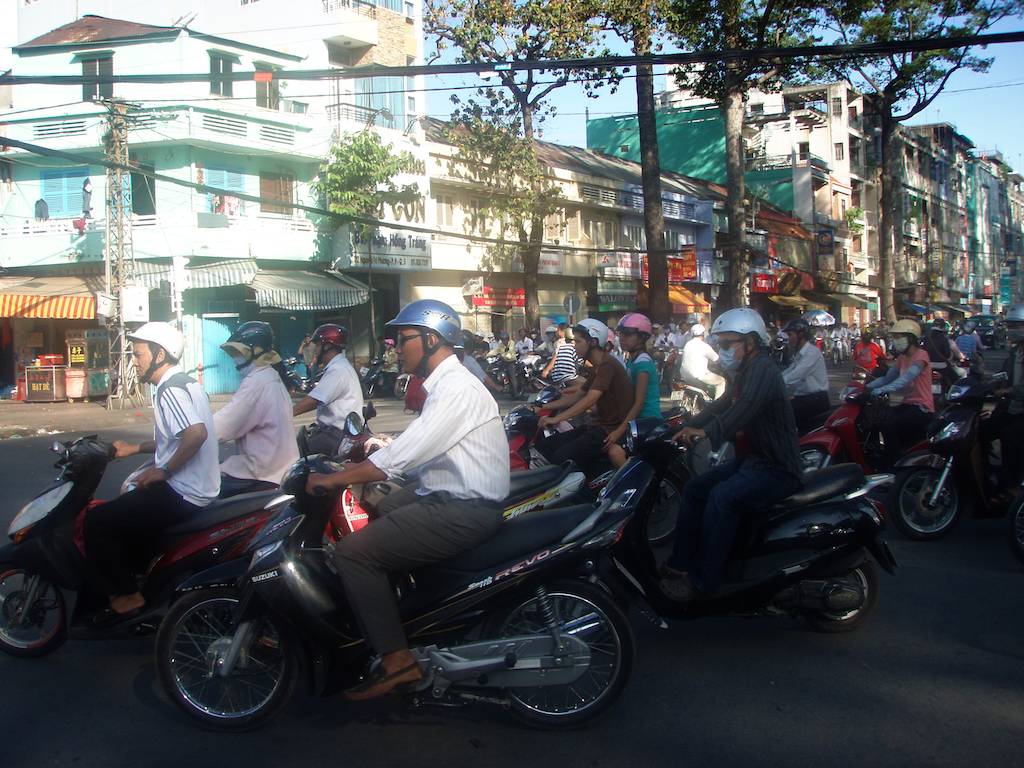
[0,436,289,656]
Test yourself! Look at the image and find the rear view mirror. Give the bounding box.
[345,412,364,437]
[51,441,63,453]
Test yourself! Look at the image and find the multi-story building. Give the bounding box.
[968,149,1020,313]
[0,17,376,395]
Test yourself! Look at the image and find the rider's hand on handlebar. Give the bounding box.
[672,426,706,447]
[112,440,139,459]
[306,473,334,497]
[538,415,561,430]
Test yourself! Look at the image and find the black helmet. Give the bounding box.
[784,318,811,336]
[226,321,274,354]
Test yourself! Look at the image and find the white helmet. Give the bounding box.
[1005,304,1024,322]
[128,321,185,362]
[691,323,706,337]
[710,308,769,346]
[573,318,610,348]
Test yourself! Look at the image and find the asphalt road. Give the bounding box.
[0,356,1022,768]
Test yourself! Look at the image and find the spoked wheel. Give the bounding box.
[483,581,634,728]
[892,468,964,540]
[1008,494,1024,565]
[156,588,297,731]
[804,563,879,633]
[646,471,684,545]
[0,567,67,657]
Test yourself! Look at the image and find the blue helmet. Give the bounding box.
[385,299,462,345]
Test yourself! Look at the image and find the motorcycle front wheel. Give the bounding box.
[891,467,965,540]
[156,588,298,732]
[0,566,67,657]
[482,580,634,728]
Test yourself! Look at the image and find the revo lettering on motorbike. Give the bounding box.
[494,550,551,582]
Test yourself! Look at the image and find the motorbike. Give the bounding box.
[0,436,288,656]
[280,356,320,394]
[484,354,529,399]
[670,378,714,418]
[610,423,897,633]
[154,432,647,731]
[360,356,399,399]
[889,371,1013,540]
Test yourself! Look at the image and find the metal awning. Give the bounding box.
[767,294,828,311]
[249,270,369,311]
[668,285,711,313]
[806,290,872,308]
[939,303,968,316]
[0,275,103,319]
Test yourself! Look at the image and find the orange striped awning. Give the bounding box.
[0,276,100,319]
[668,286,711,313]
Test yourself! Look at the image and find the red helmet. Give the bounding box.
[312,324,348,350]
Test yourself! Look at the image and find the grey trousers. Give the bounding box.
[332,484,503,655]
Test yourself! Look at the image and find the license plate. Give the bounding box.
[360,367,369,377]
[670,390,686,400]
[932,385,942,394]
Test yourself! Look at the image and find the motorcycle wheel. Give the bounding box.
[1008,494,1024,565]
[0,566,67,657]
[482,580,634,729]
[891,467,965,540]
[646,470,684,545]
[156,588,298,732]
[803,563,879,633]
[800,447,832,473]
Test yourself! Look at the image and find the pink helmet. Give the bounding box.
[617,312,653,336]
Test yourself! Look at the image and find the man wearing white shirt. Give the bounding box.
[215,321,299,496]
[308,300,508,701]
[514,327,534,357]
[293,324,364,456]
[782,318,831,432]
[681,324,725,399]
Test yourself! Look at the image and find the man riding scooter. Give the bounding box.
[306,299,508,700]
[293,324,364,456]
[660,308,804,602]
[214,321,299,497]
[85,322,220,622]
[782,318,831,433]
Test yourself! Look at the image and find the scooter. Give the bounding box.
[154,433,648,731]
[0,436,288,656]
[280,356,320,394]
[889,371,1014,540]
[360,356,398,399]
[610,423,897,633]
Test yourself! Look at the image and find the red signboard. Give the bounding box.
[751,273,778,294]
[641,247,698,285]
[471,286,526,308]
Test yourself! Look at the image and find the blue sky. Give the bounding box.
[425,18,1024,172]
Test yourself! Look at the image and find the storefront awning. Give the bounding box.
[0,275,103,319]
[806,290,872,308]
[939,303,968,316]
[901,300,928,315]
[249,270,369,311]
[767,294,828,311]
[668,285,711,313]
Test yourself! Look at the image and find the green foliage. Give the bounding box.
[845,205,865,234]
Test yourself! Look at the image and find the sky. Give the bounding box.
[425,16,1024,173]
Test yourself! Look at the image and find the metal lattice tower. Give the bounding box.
[102,100,144,410]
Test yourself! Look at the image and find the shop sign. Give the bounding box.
[68,344,86,366]
[471,286,526,308]
[751,273,778,294]
[598,299,635,312]
[510,251,562,275]
[1000,272,1013,305]
[598,251,643,280]
[350,228,432,272]
[640,247,697,285]
[596,279,637,297]
[816,228,834,256]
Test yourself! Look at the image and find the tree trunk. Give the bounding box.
[634,22,670,323]
[878,113,899,322]
[722,84,747,309]
[521,103,542,328]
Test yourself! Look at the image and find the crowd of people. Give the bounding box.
[76,298,1024,698]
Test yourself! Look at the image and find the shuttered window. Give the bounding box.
[40,167,90,218]
[259,172,295,214]
[82,56,113,101]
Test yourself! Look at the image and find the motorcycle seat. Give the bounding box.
[437,502,595,572]
[504,462,576,504]
[767,464,864,511]
[161,490,283,535]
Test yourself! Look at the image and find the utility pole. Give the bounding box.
[102,99,144,410]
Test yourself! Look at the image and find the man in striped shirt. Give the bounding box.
[542,323,581,384]
[307,300,508,701]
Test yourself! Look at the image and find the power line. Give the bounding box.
[4,30,1024,87]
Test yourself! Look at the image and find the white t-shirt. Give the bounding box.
[681,336,718,379]
[783,342,829,396]
[309,353,364,430]
[515,337,534,356]
[215,365,299,484]
[152,366,220,506]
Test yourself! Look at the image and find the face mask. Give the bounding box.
[892,337,910,354]
[718,347,742,373]
[1008,328,1024,345]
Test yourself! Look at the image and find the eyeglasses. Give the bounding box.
[717,338,743,351]
[396,333,420,348]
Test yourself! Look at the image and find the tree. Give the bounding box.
[825,0,1023,321]
[601,0,676,323]
[315,130,420,355]
[669,0,819,309]
[426,0,613,328]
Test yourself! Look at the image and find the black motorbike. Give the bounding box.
[360,356,398,399]
[485,354,526,398]
[889,371,1014,540]
[609,424,897,633]
[154,435,646,731]
[281,356,320,395]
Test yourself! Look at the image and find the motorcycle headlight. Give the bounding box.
[931,421,966,443]
[946,384,969,401]
[503,410,523,429]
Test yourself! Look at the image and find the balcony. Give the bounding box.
[745,152,830,173]
[0,213,320,270]
[322,0,379,46]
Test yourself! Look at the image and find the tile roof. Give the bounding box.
[16,15,179,49]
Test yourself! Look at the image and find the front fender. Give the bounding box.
[894,451,946,471]
[799,430,841,456]
[173,557,249,595]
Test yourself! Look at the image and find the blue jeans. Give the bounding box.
[668,459,803,593]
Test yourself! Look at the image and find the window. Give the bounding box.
[40,166,90,218]
[748,103,764,114]
[435,194,454,227]
[831,97,842,116]
[848,105,858,121]
[203,164,245,214]
[259,172,295,215]
[81,56,113,101]
[583,217,614,248]
[666,229,684,251]
[354,75,405,128]
[405,0,414,19]
[834,142,845,161]
[544,213,565,241]
[468,198,487,233]
[255,65,280,110]
[209,54,234,97]
[797,142,810,160]
[566,211,580,241]
[131,164,156,216]
[625,223,645,249]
